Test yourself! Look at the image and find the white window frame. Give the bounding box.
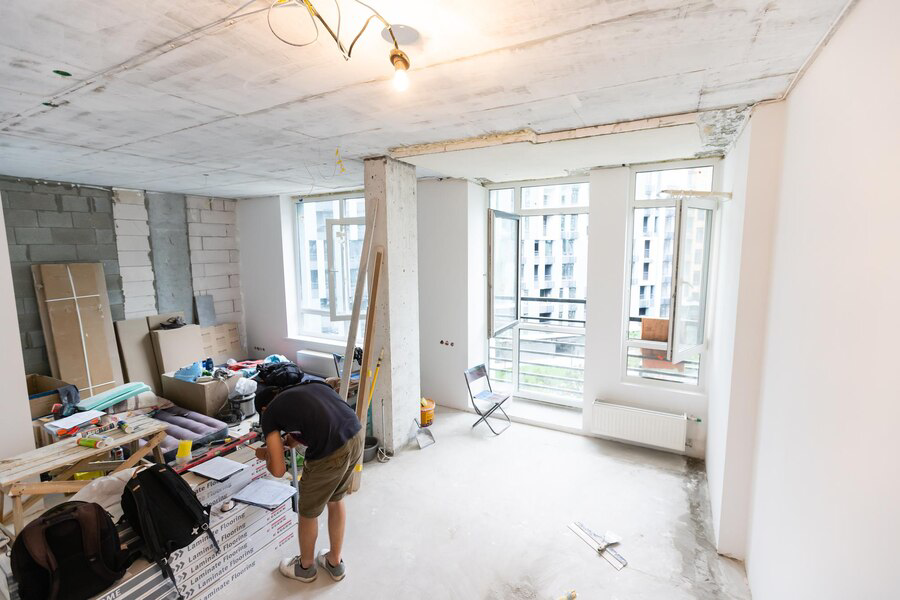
[486,175,590,409]
[293,190,364,342]
[326,217,366,322]
[621,159,721,390]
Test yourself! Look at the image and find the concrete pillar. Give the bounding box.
[364,157,421,453]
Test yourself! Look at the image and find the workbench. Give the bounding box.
[0,415,167,535]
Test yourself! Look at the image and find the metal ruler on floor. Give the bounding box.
[568,522,627,570]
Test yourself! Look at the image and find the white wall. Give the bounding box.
[706,102,785,559]
[583,167,709,459]
[0,195,37,456]
[745,1,900,597]
[417,179,487,410]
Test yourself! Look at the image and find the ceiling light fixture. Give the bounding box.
[268,0,412,91]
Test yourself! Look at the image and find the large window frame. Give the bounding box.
[294,191,365,342]
[622,160,720,390]
[487,176,589,409]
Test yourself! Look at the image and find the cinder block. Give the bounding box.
[229,250,240,262]
[222,199,236,212]
[202,236,237,250]
[187,209,201,222]
[110,303,126,322]
[52,227,96,245]
[5,226,14,242]
[203,262,239,276]
[5,209,38,227]
[114,219,150,235]
[210,199,224,211]
[120,265,155,283]
[214,300,233,315]
[118,250,152,267]
[229,274,240,287]
[8,244,27,261]
[29,244,77,261]
[188,222,227,237]
[113,202,149,221]
[37,211,72,228]
[123,279,156,297]
[217,311,243,325]
[101,259,120,275]
[61,195,90,212]
[92,196,113,213]
[17,312,42,332]
[113,189,145,205]
[116,235,150,251]
[0,179,33,192]
[7,191,58,211]
[27,330,45,348]
[74,212,113,229]
[79,186,110,197]
[21,297,38,314]
[192,275,229,291]
[14,227,52,244]
[210,287,240,302]
[107,289,125,305]
[96,228,115,244]
[126,294,157,314]
[186,196,212,211]
[77,244,118,261]
[189,236,202,250]
[200,210,236,225]
[191,263,205,276]
[32,183,72,194]
[191,250,230,264]
[23,347,49,370]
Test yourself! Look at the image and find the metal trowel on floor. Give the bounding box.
[413,419,435,449]
[568,522,627,570]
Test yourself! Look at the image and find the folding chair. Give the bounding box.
[463,364,511,435]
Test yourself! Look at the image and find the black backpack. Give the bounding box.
[11,501,130,600]
[120,464,219,598]
[256,361,304,388]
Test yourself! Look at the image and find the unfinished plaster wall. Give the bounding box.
[147,192,194,322]
[1,177,122,375]
[745,1,900,596]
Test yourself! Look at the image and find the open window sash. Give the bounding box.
[667,197,716,364]
[488,209,520,338]
[326,217,366,321]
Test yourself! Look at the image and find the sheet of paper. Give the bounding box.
[188,456,247,481]
[232,478,296,509]
[45,409,106,432]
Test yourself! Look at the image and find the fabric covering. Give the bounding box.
[142,407,229,461]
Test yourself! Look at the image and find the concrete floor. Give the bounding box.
[228,408,750,599]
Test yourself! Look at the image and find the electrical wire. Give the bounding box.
[267,0,320,48]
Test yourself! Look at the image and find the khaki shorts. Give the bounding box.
[298,431,364,518]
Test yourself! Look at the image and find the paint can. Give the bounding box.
[77,435,110,449]
[419,397,435,427]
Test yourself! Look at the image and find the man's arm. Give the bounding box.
[256,430,287,477]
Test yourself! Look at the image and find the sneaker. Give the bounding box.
[279,555,317,582]
[316,550,346,581]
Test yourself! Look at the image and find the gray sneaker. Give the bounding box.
[279,555,317,582]
[316,550,346,581]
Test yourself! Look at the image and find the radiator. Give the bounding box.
[591,401,687,452]
[295,350,336,378]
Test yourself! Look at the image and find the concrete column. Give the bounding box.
[364,157,421,453]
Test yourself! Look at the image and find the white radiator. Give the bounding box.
[296,350,336,377]
[591,401,687,452]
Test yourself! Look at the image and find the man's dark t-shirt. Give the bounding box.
[260,382,361,460]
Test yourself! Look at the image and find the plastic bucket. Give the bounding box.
[420,398,435,427]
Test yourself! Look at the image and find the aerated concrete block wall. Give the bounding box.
[2,175,247,377]
[0,177,123,375]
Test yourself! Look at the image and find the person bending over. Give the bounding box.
[254,380,363,583]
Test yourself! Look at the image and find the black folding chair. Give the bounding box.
[464,364,511,435]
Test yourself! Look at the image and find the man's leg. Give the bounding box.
[326,499,346,566]
[299,515,319,569]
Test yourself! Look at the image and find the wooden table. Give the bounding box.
[0,415,167,535]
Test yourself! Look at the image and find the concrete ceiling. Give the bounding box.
[0,0,849,197]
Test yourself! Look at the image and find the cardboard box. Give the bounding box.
[151,325,204,374]
[114,318,162,392]
[200,323,244,364]
[26,373,72,418]
[161,373,239,416]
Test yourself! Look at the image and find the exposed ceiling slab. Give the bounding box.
[0,0,851,196]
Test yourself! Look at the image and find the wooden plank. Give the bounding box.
[112,431,166,474]
[0,495,40,525]
[10,480,91,496]
[12,497,24,534]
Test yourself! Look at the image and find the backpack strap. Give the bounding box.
[75,504,123,582]
[21,519,61,600]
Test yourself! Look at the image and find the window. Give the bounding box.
[624,165,716,386]
[295,194,366,340]
[488,180,588,407]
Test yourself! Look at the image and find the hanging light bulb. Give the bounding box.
[390,48,410,91]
